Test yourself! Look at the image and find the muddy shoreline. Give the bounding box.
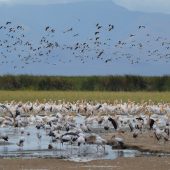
[105,131,170,153]
[0,157,170,170]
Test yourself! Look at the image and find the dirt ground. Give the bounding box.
[104,131,170,153]
[0,157,170,170]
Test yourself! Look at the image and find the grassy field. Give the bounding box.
[0,91,170,103]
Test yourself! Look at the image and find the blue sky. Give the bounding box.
[1,0,170,14]
[0,0,170,76]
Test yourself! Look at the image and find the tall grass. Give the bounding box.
[0,91,170,103]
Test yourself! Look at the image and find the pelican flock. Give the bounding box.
[0,100,170,159]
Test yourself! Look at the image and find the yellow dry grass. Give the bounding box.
[0,91,170,103]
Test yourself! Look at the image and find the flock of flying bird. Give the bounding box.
[0,21,170,70]
[0,100,170,156]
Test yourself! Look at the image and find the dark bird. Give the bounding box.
[130,34,135,37]
[98,26,102,29]
[1,134,8,142]
[6,21,12,25]
[63,28,73,33]
[136,117,144,121]
[96,37,100,41]
[45,26,50,31]
[17,137,25,148]
[108,117,118,130]
[96,23,99,27]
[73,34,79,37]
[105,59,111,63]
[97,50,104,58]
[48,144,53,149]
[104,126,109,131]
[108,24,114,31]
[139,25,146,29]
[95,31,99,35]
[164,124,170,136]
[149,118,155,130]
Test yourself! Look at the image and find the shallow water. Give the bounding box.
[0,125,141,161]
[0,115,169,162]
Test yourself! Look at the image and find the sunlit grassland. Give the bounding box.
[0,91,170,103]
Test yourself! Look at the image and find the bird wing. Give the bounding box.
[0,105,13,118]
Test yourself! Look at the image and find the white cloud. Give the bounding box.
[112,0,170,14]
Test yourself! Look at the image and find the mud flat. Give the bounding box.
[0,157,170,170]
[105,131,170,154]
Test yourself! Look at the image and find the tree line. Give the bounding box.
[0,75,170,91]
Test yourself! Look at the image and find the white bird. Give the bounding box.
[77,135,86,154]
[80,123,91,132]
[95,136,107,153]
[77,135,85,146]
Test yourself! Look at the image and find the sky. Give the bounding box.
[0,0,170,14]
[112,0,170,14]
[0,0,170,76]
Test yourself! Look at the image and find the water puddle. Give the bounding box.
[0,115,169,162]
[0,125,141,161]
